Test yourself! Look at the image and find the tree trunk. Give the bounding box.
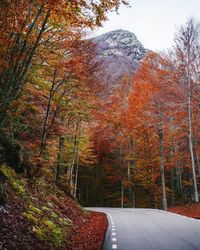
[158,127,167,211]
[171,168,175,206]
[120,149,124,208]
[132,185,136,208]
[175,161,182,193]
[55,136,65,184]
[74,150,80,199]
[196,152,200,176]
[40,70,57,156]
[70,118,80,195]
[74,125,82,199]
[187,52,199,202]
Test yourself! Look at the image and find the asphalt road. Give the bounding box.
[87,208,200,250]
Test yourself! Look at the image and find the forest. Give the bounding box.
[0,0,200,249]
[80,19,200,211]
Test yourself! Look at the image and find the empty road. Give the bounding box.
[88,208,200,250]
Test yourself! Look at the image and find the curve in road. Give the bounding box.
[88,208,200,250]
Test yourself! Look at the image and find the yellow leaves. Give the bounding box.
[23,212,38,223]
[29,204,43,215]
[0,165,26,195]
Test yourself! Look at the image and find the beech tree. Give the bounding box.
[174,18,200,202]
[0,0,128,174]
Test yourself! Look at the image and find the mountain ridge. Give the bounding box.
[93,29,147,61]
[92,29,148,91]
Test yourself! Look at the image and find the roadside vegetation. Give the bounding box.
[82,19,200,211]
[0,165,107,249]
[0,1,200,248]
[0,0,125,249]
[169,203,200,219]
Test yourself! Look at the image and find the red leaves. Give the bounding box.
[169,203,200,219]
[0,187,49,250]
[0,183,107,250]
[67,211,108,250]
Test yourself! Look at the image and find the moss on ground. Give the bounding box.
[0,165,73,247]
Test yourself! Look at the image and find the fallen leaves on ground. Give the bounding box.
[0,183,107,250]
[168,203,200,219]
[67,211,107,250]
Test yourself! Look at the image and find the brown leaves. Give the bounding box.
[67,211,108,250]
[169,203,200,219]
[0,180,107,250]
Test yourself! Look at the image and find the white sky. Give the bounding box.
[92,0,200,51]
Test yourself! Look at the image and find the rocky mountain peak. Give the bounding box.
[92,29,148,93]
[93,29,147,61]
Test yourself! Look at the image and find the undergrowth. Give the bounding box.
[0,164,73,247]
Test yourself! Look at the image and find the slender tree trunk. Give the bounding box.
[187,53,199,202]
[66,136,73,187]
[70,135,78,194]
[70,119,80,194]
[132,185,136,208]
[175,161,182,193]
[170,139,176,205]
[74,125,82,199]
[154,195,157,209]
[0,5,47,111]
[19,10,50,84]
[196,152,200,176]
[128,162,135,208]
[74,150,80,199]
[121,185,124,208]
[171,168,175,206]
[40,70,57,156]
[55,136,65,184]
[158,127,167,210]
[127,161,131,207]
[129,138,136,208]
[120,149,124,208]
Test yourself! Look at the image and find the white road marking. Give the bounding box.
[104,211,118,250]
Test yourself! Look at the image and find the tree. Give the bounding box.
[0,0,129,173]
[174,18,200,202]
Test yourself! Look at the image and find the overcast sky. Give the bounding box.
[92,0,200,51]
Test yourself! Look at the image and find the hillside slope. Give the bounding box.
[0,165,107,250]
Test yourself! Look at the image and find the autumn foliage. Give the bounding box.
[0,0,128,193]
[1,4,200,249]
[0,1,128,249]
[82,19,200,210]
